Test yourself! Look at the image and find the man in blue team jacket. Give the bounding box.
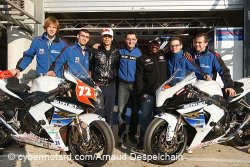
[10,16,67,78]
[188,33,236,97]
[117,31,141,146]
[47,29,90,77]
[167,37,210,83]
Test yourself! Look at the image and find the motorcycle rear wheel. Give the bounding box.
[68,120,114,167]
[145,118,187,165]
[232,128,250,146]
[0,127,13,147]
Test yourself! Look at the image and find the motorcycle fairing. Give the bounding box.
[12,101,69,151]
[187,104,225,150]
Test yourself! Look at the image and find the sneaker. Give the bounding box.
[129,136,138,145]
[186,149,193,154]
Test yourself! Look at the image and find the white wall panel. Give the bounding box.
[44,0,244,13]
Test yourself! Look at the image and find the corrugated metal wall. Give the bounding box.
[44,0,244,13]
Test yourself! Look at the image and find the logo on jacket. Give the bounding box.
[159,56,164,60]
[39,48,44,54]
[145,59,151,63]
[200,64,210,68]
[75,57,80,63]
[51,50,60,54]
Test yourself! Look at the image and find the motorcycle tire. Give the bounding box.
[0,127,13,147]
[145,118,187,165]
[68,120,114,167]
[232,129,249,146]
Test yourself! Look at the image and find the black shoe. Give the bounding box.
[136,141,144,150]
[129,136,138,145]
[117,132,127,147]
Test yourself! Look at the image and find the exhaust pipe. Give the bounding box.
[0,116,18,135]
[219,113,250,142]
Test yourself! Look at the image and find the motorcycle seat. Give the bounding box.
[6,78,30,94]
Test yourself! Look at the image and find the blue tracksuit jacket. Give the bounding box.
[167,50,204,83]
[118,47,141,83]
[54,43,89,78]
[17,33,67,77]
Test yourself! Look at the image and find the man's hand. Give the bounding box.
[9,69,20,77]
[92,43,100,49]
[47,71,56,77]
[225,88,236,97]
[203,74,212,81]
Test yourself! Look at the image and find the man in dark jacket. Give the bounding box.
[135,40,168,149]
[117,31,141,145]
[89,28,120,126]
[47,29,90,77]
[10,16,67,78]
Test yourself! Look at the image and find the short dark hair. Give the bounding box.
[78,29,90,35]
[125,31,137,39]
[169,37,183,45]
[196,33,209,42]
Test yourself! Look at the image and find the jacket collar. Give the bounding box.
[42,32,60,43]
[170,50,183,61]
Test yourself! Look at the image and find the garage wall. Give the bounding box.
[44,0,244,13]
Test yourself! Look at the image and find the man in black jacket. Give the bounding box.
[89,28,120,126]
[135,40,168,149]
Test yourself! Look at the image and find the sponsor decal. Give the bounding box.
[51,50,60,54]
[75,57,80,63]
[39,48,45,54]
[159,56,164,60]
[187,112,200,119]
[53,100,78,109]
[121,55,128,59]
[200,64,210,68]
[183,101,206,109]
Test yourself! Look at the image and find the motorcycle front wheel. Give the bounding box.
[68,120,114,167]
[145,118,187,165]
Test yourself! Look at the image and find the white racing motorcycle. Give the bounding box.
[0,67,114,167]
[144,71,250,165]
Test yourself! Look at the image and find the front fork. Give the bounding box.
[73,115,91,142]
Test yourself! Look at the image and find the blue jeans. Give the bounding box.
[139,94,156,142]
[96,83,116,126]
[117,82,139,137]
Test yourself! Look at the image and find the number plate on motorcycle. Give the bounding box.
[75,79,96,107]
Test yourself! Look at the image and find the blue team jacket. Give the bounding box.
[54,43,89,78]
[118,47,141,83]
[189,48,226,84]
[167,50,204,82]
[17,33,67,77]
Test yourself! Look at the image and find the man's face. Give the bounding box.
[46,23,58,38]
[102,35,113,46]
[149,42,160,53]
[125,34,137,50]
[78,31,90,46]
[194,36,208,53]
[169,40,182,54]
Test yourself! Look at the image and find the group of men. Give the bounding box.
[10,16,236,150]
